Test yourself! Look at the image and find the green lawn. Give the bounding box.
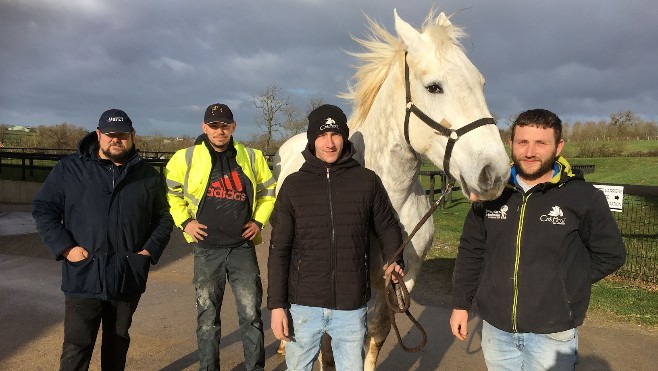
[574,157,658,185]
[561,139,658,157]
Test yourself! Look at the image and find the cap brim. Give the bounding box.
[99,126,133,134]
[205,120,234,125]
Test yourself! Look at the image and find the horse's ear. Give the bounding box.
[436,12,452,26]
[394,9,423,53]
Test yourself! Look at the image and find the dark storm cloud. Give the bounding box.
[1,0,657,139]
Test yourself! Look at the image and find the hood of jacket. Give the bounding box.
[195,134,241,188]
[509,155,583,192]
[77,131,137,163]
[299,140,359,175]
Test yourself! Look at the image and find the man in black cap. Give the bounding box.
[165,103,276,371]
[33,109,174,370]
[267,104,405,370]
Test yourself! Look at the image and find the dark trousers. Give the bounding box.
[60,295,141,371]
[193,242,265,371]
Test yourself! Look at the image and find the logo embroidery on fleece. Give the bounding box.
[485,205,508,220]
[540,206,566,225]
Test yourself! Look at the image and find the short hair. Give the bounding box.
[511,109,562,143]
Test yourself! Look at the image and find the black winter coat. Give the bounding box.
[452,156,626,333]
[32,132,173,299]
[267,143,403,310]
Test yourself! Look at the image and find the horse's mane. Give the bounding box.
[341,9,467,130]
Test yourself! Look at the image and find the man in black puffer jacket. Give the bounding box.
[268,104,404,370]
[32,109,173,371]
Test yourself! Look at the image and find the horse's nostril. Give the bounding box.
[478,164,494,190]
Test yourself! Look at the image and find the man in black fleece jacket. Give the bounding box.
[268,104,404,370]
[450,109,626,370]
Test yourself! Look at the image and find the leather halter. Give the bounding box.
[402,52,496,179]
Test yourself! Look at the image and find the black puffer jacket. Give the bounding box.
[32,132,173,299]
[267,143,403,310]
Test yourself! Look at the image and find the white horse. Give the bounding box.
[273,8,510,370]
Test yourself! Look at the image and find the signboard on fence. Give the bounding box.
[593,184,624,212]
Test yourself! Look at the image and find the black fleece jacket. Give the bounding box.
[452,156,626,333]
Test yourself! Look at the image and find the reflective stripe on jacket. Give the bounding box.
[165,138,276,244]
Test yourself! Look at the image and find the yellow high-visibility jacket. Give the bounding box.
[165,138,276,244]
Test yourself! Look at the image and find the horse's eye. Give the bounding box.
[426,83,444,94]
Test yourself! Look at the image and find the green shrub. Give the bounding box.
[575,141,625,157]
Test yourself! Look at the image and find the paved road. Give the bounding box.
[1,204,657,370]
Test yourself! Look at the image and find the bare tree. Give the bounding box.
[0,124,9,147]
[282,97,326,139]
[33,123,88,149]
[281,105,304,139]
[252,84,290,154]
[610,111,642,139]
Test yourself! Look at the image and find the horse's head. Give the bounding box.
[394,10,510,201]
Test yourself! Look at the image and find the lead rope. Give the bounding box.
[384,182,454,352]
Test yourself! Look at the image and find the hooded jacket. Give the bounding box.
[267,142,403,310]
[452,156,626,333]
[32,131,174,299]
[164,135,276,245]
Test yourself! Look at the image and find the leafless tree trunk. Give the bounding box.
[281,97,326,139]
[252,84,290,154]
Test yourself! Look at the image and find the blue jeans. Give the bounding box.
[193,242,264,371]
[285,304,367,371]
[481,320,578,371]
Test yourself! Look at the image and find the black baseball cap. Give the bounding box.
[98,109,133,133]
[204,103,234,124]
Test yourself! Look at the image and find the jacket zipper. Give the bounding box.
[113,164,121,297]
[326,167,337,309]
[512,192,531,332]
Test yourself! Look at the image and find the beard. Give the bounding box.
[512,150,557,181]
[102,144,132,164]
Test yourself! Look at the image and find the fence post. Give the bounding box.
[429,175,435,202]
[439,171,447,209]
[21,157,26,181]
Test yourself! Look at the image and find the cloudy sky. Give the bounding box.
[2,0,657,140]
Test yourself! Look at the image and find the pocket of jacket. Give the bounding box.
[546,328,576,342]
[120,253,152,294]
[62,255,102,294]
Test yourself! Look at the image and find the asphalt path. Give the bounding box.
[1,204,657,370]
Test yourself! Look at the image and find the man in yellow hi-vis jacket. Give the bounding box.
[165,103,275,371]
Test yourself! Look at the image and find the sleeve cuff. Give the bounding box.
[181,218,193,230]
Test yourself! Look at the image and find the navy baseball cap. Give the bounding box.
[98,109,134,133]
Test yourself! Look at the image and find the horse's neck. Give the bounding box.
[352,110,421,196]
[348,59,423,202]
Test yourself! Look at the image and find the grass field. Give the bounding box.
[422,152,658,328]
[561,139,658,157]
[572,157,658,185]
